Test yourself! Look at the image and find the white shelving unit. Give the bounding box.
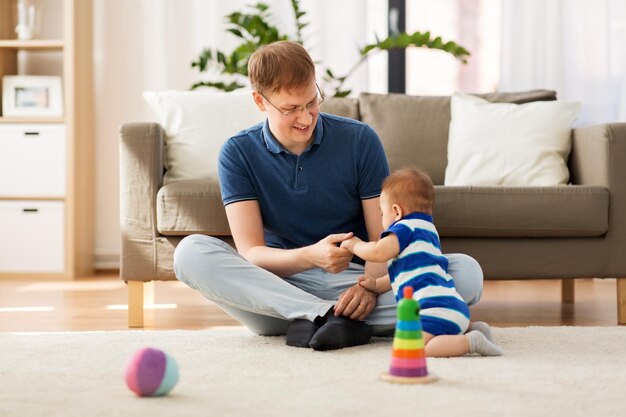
[0,0,94,279]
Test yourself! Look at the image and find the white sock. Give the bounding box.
[469,321,496,344]
[466,330,503,356]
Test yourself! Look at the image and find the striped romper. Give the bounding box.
[383,212,470,336]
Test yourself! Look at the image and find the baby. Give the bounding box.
[341,168,502,357]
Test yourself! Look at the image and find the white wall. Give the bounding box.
[92,0,385,268]
[93,0,215,267]
[405,0,501,95]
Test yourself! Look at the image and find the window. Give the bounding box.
[405,0,501,95]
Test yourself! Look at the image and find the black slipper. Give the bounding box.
[286,319,319,348]
[309,316,373,351]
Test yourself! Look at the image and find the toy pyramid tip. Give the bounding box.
[403,286,413,299]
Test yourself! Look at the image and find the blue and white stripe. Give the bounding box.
[383,212,470,335]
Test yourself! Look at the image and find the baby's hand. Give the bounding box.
[340,236,362,252]
[358,276,378,292]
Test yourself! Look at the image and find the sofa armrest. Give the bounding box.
[570,123,626,276]
[119,122,165,281]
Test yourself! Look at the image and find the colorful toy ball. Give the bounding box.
[125,347,179,397]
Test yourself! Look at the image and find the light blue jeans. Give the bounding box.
[173,235,484,337]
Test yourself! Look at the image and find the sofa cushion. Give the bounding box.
[359,90,557,185]
[445,94,581,186]
[144,89,265,185]
[156,180,230,236]
[320,97,359,120]
[434,185,609,237]
[157,181,607,239]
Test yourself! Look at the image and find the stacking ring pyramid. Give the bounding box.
[381,286,438,384]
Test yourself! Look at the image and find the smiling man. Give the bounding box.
[173,41,484,350]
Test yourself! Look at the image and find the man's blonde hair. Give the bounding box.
[248,41,315,94]
[382,168,435,215]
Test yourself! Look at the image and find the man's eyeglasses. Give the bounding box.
[259,84,325,117]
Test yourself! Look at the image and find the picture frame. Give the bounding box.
[2,75,64,117]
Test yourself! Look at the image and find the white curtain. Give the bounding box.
[500,0,626,125]
[102,0,383,99]
[94,0,382,146]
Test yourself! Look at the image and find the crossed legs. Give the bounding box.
[174,235,485,340]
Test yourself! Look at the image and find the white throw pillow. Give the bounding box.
[444,94,581,186]
[143,89,266,184]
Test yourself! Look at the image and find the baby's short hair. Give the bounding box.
[248,41,316,94]
[382,167,435,215]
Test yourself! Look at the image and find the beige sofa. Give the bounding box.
[120,90,626,327]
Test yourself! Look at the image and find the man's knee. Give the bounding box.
[175,234,227,259]
[447,253,484,305]
[174,234,200,270]
[173,234,223,284]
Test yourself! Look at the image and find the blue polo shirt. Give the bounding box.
[218,112,390,251]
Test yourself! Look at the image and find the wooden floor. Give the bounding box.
[0,271,619,332]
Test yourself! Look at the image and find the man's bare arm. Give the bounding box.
[225,200,353,277]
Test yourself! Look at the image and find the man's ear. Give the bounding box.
[252,91,266,112]
[392,204,403,220]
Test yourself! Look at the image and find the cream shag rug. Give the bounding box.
[1,326,625,417]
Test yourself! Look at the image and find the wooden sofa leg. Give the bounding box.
[561,279,575,304]
[128,281,156,328]
[618,278,626,325]
[128,281,145,328]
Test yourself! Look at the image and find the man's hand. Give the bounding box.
[305,233,354,273]
[335,282,377,321]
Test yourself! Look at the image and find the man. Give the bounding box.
[174,41,483,350]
